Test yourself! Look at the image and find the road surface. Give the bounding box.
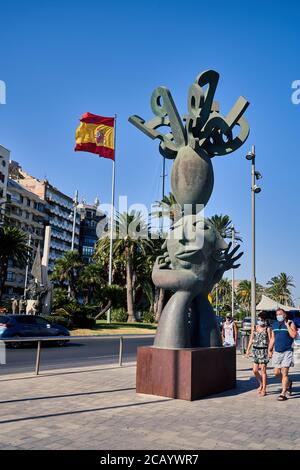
[0,335,154,375]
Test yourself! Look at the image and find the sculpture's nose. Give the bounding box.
[215,236,228,251]
[179,229,187,244]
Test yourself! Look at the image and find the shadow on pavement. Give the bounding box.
[204,371,300,400]
[0,387,136,405]
[0,398,172,425]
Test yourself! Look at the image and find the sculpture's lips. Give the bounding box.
[175,248,200,260]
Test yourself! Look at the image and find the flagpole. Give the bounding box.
[107,114,116,323]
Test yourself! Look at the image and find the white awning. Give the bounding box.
[256,294,295,311]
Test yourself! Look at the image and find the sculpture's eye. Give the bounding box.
[193,221,210,230]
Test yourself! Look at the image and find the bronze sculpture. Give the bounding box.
[129,70,249,349]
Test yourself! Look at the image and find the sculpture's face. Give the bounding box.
[167,215,227,275]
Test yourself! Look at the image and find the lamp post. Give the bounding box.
[71,190,79,251]
[246,145,262,328]
[68,190,78,298]
[231,227,240,317]
[23,234,32,299]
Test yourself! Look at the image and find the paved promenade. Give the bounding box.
[0,354,299,450]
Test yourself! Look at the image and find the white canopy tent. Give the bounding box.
[256,294,295,312]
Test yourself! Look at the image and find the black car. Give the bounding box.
[0,315,70,347]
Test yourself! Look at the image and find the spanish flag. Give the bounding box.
[75,112,115,160]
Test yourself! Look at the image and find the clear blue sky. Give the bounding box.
[0,0,299,301]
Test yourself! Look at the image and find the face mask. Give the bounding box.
[276,315,284,322]
[257,320,265,327]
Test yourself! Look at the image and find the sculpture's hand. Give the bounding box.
[215,242,243,272]
[155,252,171,270]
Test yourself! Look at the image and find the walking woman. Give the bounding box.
[246,312,271,396]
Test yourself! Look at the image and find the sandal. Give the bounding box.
[277,395,288,401]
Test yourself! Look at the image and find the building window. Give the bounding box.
[82,246,94,256]
[6,272,15,282]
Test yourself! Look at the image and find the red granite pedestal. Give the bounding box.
[136,346,236,401]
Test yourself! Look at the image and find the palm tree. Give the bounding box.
[153,192,181,225]
[267,273,295,305]
[207,214,242,241]
[79,263,106,304]
[95,211,154,322]
[236,280,252,312]
[212,278,231,308]
[0,225,29,300]
[51,250,83,299]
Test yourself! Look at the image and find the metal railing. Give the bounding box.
[3,334,155,376]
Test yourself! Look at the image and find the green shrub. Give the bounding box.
[43,315,72,329]
[52,288,69,310]
[51,302,96,329]
[81,305,98,317]
[53,308,70,318]
[63,302,82,316]
[111,308,128,322]
[94,284,126,309]
[0,299,12,311]
[72,315,96,329]
[141,311,156,324]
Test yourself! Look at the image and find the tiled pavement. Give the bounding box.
[0,354,299,450]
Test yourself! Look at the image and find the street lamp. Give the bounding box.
[246,145,262,328]
[68,190,79,298]
[71,190,79,251]
[23,234,32,299]
[231,226,240,317]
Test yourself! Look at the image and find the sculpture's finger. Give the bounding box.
[232,263,241,269]
[158,262,168,269]
[228,244,240,257]
[225,242,232,253]
[231,251,243,262]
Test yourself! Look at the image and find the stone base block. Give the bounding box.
[136,346,236,401]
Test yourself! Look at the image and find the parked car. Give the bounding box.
[0,315,70,348]
[242,316,252,330]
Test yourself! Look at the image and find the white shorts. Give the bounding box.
[272,350,294,369]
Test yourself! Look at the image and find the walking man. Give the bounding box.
[222,314,237,347]
[268,308,297,401]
